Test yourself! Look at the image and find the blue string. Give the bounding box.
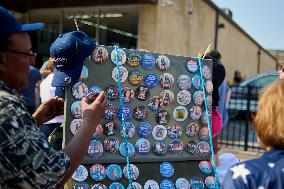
[114,46,133,189]
[196,57,220,188]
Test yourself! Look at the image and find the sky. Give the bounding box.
[212,0,284,50]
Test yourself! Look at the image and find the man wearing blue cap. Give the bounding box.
[0,6,107,188]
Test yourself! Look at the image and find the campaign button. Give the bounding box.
[185,122,200,137]
[109,182,125,189]
[128,70,143,86]
[173,106,188,122]
[106,164,123,181]
[117,105,132,122]
[111,48,126,65]
[128,182,142,189]
[91,183,107,189]
[156,110,170,125]
[160,90,174,106]
[90,164,106,181]
[133,106,147,121]
[148,96,163,112]
[152,141,168,156]
[190,106,202,120]
[104,136,119,154]
[119,142,135,157]
[120,122,136,138]
[185,141,199,155]
[160,73,174,89]
[141,54,155,70]
[127,51,141,67]
[144,180,159,189]
[122,87,135,103]
[92,46,108,64]
[87,85,102,103]
[105,103,117,120]
[112,66,128,83]
[199,161,212,175]
[202,65,211,79]
[192,75,201,90]
[175,178,190,189]
[160,179,175,189]
[72,165,88,181]
[93,124,104,139]
[105,84,119,101]
[205,80,213,94]
[177,75,191,90]
[201,112,210,126]
[198,126,209,141]
[152,125,167,140]
[135,138,151,155]
[80,65,88,81]
[72,82,88,100]
[205,176,218,189]
[186,59,198,73]
[88,139,103,158]
[135,86,150,101]
[189,176,204,189]
[156,55,170,71]
[123,164,139,180]
[168,139,183,154]
[160,162,174,178]
[144,73,159,89]
[70,119,83,135]
[137,122,152,138]
[198,141,210,157]
[177,90,191,106]
[206,95,212,106]
[74,181,90,189]
[167,123,183,139]
[71,101,82,118]
[193,91,204,105]
[103,120,116,136]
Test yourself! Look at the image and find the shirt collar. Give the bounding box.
[0,80,26,102]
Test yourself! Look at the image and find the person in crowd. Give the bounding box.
[222,79,284,188]
[0,6,106,188]
[233,70,243,85]
[40,57,53,78]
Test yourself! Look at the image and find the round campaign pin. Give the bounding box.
[144,180,159,189]
[199,126,209,141]
[177,90,191,106]
[135,86,150,101]
[128,70,143,86]
[193,91,204,105]
[117,105,133,122]
[135,138,151,155]
[160,73,175,89]
[206,95,212,106]
[127,51,141,67]
[72,165,88,181]
[192,75,201,90]
[148,96,163,112]
[201,112,210,126]
[119,142,135,157]
[141,54,155,70]
[103,120,116,136]
[105,84,119,101]
[74,181,90,189]
[128,182,142,189]
[123,164,139,180]
[105,103,117,120]
[107,164,123,181]
[87,85,102,103]
[122,87,135,103]
[185,141,199,155]
[88,139,103,158]
[104,136,119,154]
[178,75,191,90]
[112,66,128,82]
[152,141,168,156]
[160,90,174,106]
[111,48,126,65]
[144,73,159,89]
[70,119,83,135]
[175,178,190,189]
[199,161,213,175]
[156,110,170,125]
[72,82,88,100]
[160,162,174,178]
[186,59,198,73]
[71,101,82,118]
[156,55,170,71]
[167,123,183,139]
[90,164,106,181]
[93,124,104,139]
[198,141,210,157]
[133,106,147,121]
[80,65,88,81]
[152,125,167,141]
[205,176,218,189]
[205,80,213,94]
[92,46,109,64]
[202,65,211,79]
[190,106,202,120]
[120,122,136,138]
[91,183,107,189]
[168,139,184,154]
[185,122,200,137]
[109,182,125,189]
[137,122,152,138]
[160,179,175,189]
[189,176,205,189]
[173,106,188,122]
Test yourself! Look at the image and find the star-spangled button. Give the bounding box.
[230,164,251,184]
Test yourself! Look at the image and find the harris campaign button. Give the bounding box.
[173,106,188,122]
[144,180,159,189]
[74,181,90,189]
[168,139,183,154]
[148,96,163,111]
[137,122,152,138]
[198,126,209,141]
[105,103,117,120]
[193,91,204,105]
[86,85,102,103]
[92,46,108,64]
[119,142,135,157]
[117,105,132,122]
[199,161,213,175]
[120,122,136,138]
[133,106,147,121]
[160,90,174,106]
[127,51,141,67]
[105,84,119,101]
[192,75,201,90]
[72,165,88,181]
[177,90,191,106]
[135,138,151,155]
[206,95,212,106]
[189,176,205,189]
[111,48,126,65]
[156,55,170,71]
[186,59,198,73]
[104,136,119,154]
[93,124,104,139]
[128,70,143,86]
[71,101,82,118]
[167,123,183,139]
[70,119,83,135]
[175,178,190,189]
[72,82,88,100]
[190,106,202,120]
[152,141,168,156]
[128,182,142,189]
[205,176,218,189]
[90,164,106,181]
[106,164,123,181]
[160,179,175,189]
[141,54,155,70]
[177,75,191,90]
[109,182,125,189]
[123,164,139,180]
[202,65,211,79]
[91,184,107,189]
[205,80,213,94]
[156,110,170,125]
[185,141,199,155]
[160,73,174,89]
[112,66,128,83]
[135,85,150,101]
[198,141,210,157]
[185,122,200,137]
[201,112,210,126]
[88,139,103,158]
[144,73,159,89]
[122,87,135,103]
[160,162,174,178]
[152,125,167,141]
[103,120,116,136]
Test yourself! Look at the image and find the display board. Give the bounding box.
[63,46,217,189]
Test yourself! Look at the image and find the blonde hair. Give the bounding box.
[254,79,284,149]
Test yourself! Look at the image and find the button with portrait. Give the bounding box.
[186,59,198,73]
[167,123,183,139]
[198,141,210,157]
[72,82,88,100]
[178,75,191,90]
[86,85,102,103]
[152,141,168,156]
[152,125,167,141]
[120,122,136,139]
[80,65,88,81]
[127,182,142,189]
[135,138,151,155]
[71,101,82,119]
[122,87,134,103]
[160,162,174,178]
[192,75,201,90]
[144,180,159,189]
[185,122,200,137]
[185,141,199,155]
[117,105,132,122]
[205,80,213,94]
[156,55,170,71]
[199,126,209,141]
[88,139,103,158]
[91,183,107,189]
[93,124,104,139]
[135,86,150,101]
[137,122,152,138]
[199,161,212,175]
[112,66,128,83]
[103,136,119,154]
[127,50,141,67]
[92,46,109,64]
[177,90,191,106]
[144,73,159,89]
[105,84,119,101]
[160,73,174,89]
[173,106,188,122]
[141,54,155,70]
[148,96,163,112]
[119,142,135,157]
[206,95,212,107]
[123,164,139,180]
[202,65,211,79]
[168,139,183,155]
[133,106,147,121]
[190,105,202,120]
[156,110,170,125]
[72,165,88,181]
[175,178,190,189]
[106,164,123,181]
[128,70,143,86]
[70,119,83,135]
[103,120,116,136]
[201,112,210,126]
[111,48,126,65]
[160,179,175,189]
[193,91,204,105]
[74,181,90,189]
[205,176,218,189]
[105,103,117,120]
[189,176,204,189]
[160,90,174,106]
[90,164,106,181]
[109,182,124,189]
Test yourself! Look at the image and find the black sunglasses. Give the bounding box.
[5,48,37,57]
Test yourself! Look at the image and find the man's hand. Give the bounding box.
[33,97,64,127]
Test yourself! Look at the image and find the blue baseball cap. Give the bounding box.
[50,31,96,87]
[0,6,44,41]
